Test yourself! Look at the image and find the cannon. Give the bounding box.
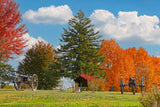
[120,77,145,95]
[14,74,38,91]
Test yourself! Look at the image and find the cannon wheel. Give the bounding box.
[132,85,135,95]
[31,74,38,91]
[121,85,124,94]
[120,77,124,94]
[141,77,144,93]
[14,75,21,90]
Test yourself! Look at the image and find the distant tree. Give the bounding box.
[0,62,15,88]
[57,10,104,79]
[0,0,27,62]
[18,41,61,89]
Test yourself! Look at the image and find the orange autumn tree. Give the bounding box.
[151,56,160,85]
[132,47,152,91]
[117,50,135,91]
[100,40,137,91]
[0,0,27,61]
[100,39,157,91]
[100,39,123,91]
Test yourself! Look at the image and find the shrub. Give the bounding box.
[67,88,74,92]
[75,83,79,91]
[3,85,14,89]
[88,78,106,91]
[138,83,160,107]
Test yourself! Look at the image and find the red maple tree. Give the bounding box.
[0,0,27,61]
[80,71,97,82]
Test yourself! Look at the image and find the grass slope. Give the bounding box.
[0,90,142,107]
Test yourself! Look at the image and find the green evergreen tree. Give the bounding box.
[58,10,104,79]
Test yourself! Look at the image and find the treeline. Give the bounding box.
[100,39,160,91]
[1,0,160,91]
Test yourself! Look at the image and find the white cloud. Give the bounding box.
[23,5,73,24]
[55,45,61,50]
[14,33,46,61]
[90,10,160,44]
[23,33,47,50]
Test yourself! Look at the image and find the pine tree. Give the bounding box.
[58,10,104,79]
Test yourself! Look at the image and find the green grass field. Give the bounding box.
[0,90,142,107]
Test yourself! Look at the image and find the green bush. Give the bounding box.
[138,86,160,107]
[3,85,14,89]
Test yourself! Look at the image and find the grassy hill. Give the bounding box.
[0,90,142,107]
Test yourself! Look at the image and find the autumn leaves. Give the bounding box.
[0,0,27,62]
[100,39,160,91]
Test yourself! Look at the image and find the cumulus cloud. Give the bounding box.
[14,33,46,61]
[23,33,47,50]
[90,10,160,44]
[55,45,61,50]
[23,5,73,24]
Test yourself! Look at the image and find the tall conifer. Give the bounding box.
[58,10,104,78]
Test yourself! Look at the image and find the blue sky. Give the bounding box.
[10,0,160,68]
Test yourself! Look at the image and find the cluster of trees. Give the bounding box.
[17,10,104,89]
[1,0,160,91]
[100,40,160,91]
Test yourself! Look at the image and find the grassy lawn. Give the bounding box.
[0,90,142,107]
